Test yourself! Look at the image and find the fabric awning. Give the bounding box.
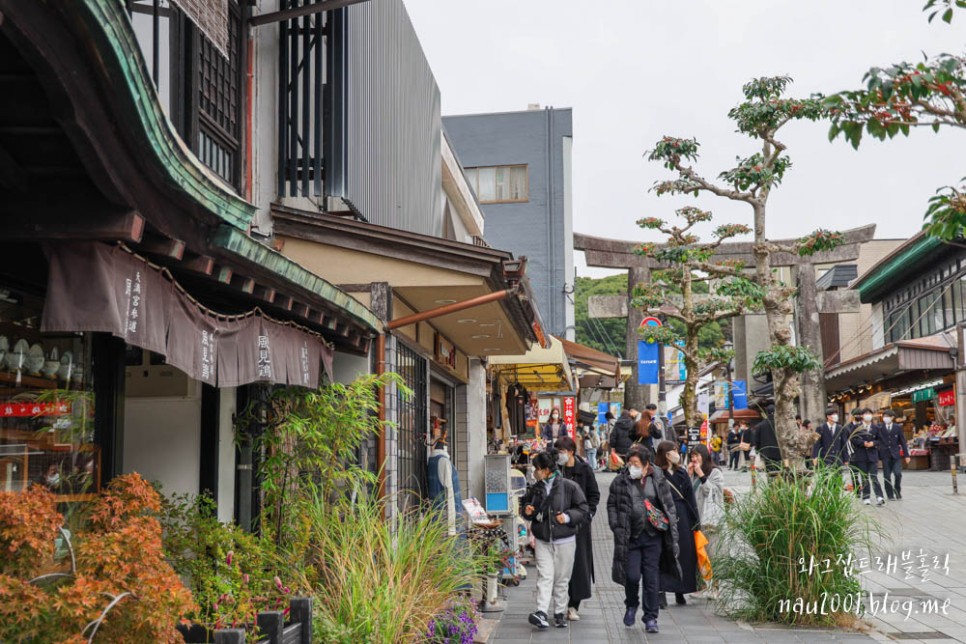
[556,336,621,381]
[41,242,332,388]
[825,333,954,392]
[488,336,576,392]
[708,408,762,424]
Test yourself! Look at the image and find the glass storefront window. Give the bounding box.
[0,288,96,501]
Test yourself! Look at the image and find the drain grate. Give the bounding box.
[889,631,953,640]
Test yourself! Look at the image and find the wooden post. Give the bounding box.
[951,454,959,495]
[213,630,246,644]
[290,597,312,644]
[750,460,757,489]
[257,611,284,644]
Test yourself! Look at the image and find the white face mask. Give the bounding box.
[883,416,893,424]
[628,465,644,479]
[667,450,681,465]
[830,414,839,423]
[863,414,873,423]
[556,452,569,466]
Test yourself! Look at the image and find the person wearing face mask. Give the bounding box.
[847,408,885,506]
[554,436,600,621]
[814,408,843,467]
[543,408,563,443]
[875,409,910,501]
[655,440,699,607]
[521,451,590,630]
[607,446,680,634]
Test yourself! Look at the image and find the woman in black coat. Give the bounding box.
[555,437,600,622]
[655,440,699,606]
[607,446,680,634]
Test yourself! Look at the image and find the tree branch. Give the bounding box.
[84,592,136,643]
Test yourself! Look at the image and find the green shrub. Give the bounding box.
[714,465,878,626]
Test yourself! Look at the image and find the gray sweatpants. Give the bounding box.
[534,538,577,616]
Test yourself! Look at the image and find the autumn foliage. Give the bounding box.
[0,474,195,643]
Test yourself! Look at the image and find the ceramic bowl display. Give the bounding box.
[42,361,60,377]
[57,364,73,380]
[27,344,45,375]
[4,340,27,371]
[0,336,8,352]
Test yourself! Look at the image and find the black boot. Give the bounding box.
[675,593,687,605]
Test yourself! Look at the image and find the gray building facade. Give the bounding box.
[443,108,575,340]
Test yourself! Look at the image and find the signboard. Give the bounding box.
[598,402,609,425]
[732,380,748,410]
[563,396,576,439]
[713,380,728,409]
[938,389,956,407]
[637,317,662,385]
[697,391,710,417]
[699,418,709,442]
[665,340,686,383]
[687,426,701,447]
[912,388,936,404]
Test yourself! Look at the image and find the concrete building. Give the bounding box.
[443,107,576,341]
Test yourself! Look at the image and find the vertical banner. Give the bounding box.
[733,380,748,410]
[637,340,660,384]
[563,396,576,439]
[597,402,609,425]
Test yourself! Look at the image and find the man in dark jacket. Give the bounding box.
[607,446,680,634]
[521,451,590,629]
[847,408,885,506]
[752,405,782,472]
[875,408,910,500]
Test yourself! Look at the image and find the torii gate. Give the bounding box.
[575,224,876,424]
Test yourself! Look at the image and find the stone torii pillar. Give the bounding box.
[575,224,876,422]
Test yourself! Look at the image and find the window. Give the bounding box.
[128,1,245,189]
[464,165,529,203]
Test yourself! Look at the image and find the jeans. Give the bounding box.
[729,450,740,469]
[534,539,577,616]
[624,530,663,622]
[855,461,883,500]
[881,456,903,499]
[586,448,598,470]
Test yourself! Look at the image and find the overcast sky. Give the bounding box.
[405,0,965,277]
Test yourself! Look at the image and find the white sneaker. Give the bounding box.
[567,607,580,621]
[876,497,885,506]
[863,498,871,505]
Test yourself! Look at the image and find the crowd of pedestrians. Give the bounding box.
[518,403,913,634]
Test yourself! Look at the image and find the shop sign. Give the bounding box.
[0,402,70,418]
[912,388,936,403]
[637,317,662,385]
[563,396,576,439]
[938,390,956,407]
[434,333,457,369]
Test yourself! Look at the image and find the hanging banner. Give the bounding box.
[638,340,660,384]
[563,396,576,439]
[732,380,748,410]
[938,390,956,407]
[42,242,331,388]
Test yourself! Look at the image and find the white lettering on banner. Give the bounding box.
[300,343,311,385]
[125,271,142,335]
[200,330,213,381]
[257,335,272,379]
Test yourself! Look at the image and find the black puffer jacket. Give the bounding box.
[607,467,681,585]
[521,475,589,542]
[609,414,636,456]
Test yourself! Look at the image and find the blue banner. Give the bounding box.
[598,402,609,425]
[638,339,660,384]
[732,380,748,410]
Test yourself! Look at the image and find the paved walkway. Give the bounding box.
[486,468,966,643]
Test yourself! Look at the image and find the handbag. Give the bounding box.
[643,498,669,532]
[694,529,712,581]
[608,450,625,471]
[701,484,724,529]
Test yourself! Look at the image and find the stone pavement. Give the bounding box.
[486,467,966,643]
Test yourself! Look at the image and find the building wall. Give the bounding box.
[819,239,904,362]
[337,0,443,235]
[122,380,202,499]
[443,108,574,338]
[217,387,237,524]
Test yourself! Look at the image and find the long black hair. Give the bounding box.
[691,443,718,473]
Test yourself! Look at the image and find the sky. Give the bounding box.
[404,0,966,278]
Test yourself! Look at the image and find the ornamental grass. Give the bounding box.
[713,464,879,627]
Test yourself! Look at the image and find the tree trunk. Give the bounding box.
[682,332,701,431]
